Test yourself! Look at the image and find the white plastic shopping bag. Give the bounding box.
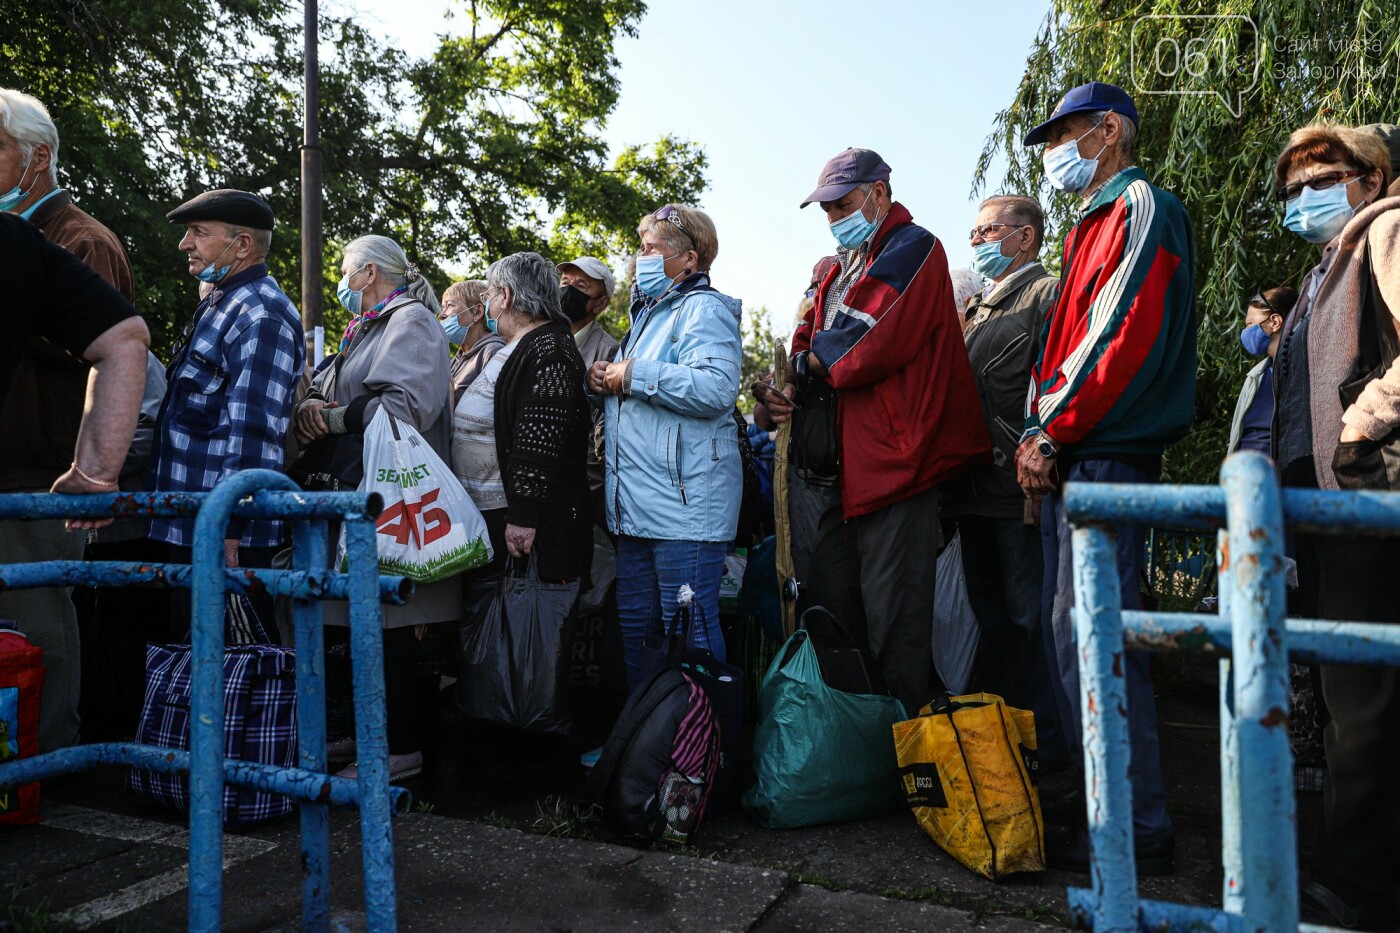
[341,407,492,582]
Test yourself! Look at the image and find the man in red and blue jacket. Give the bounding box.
[1018,82,1195,875]
[756,148,990,715]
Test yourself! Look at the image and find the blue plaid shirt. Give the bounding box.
[149,264,305,548]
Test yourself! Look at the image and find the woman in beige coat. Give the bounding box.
[294,234,457,782]
[1271,124,1400,928]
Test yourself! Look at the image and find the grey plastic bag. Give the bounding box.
[932,533,979,694]
[455,555,578,735]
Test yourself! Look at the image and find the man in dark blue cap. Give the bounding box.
[754,147,991,715]
[149,189,304,631]
[1016,81,1197,874]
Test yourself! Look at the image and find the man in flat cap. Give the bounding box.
[753,148,991,717]
[1017,81,1191,874]
[149,188,304,631]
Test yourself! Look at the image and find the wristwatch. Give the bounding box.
[1036,434,1059,460]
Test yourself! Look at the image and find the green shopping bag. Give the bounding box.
[742,629,907,829]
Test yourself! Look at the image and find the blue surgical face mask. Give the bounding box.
[970,235,1020,280]
[1283,179,1361,244]
[1044,124,1108,194]
[636,252,678,299]
[482,292,499,334]
[1240,321,1272,356]
[0,158,36,212]
[828,188,880,249]
[441,314,468,345]
[197,236,239,284]
[336,264,368,314]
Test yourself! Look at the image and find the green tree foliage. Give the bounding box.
[3,0,706,354]
[737,306,782,415]
[975,0,1400,482]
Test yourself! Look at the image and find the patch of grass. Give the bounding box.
[413,799,436,814]
[529,795,603,841]
[788,871,847,892]
[655,840,720,860]
[1,884,85,933]
[476,811,519,830]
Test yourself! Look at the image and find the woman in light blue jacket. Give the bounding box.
[588,205,743,689]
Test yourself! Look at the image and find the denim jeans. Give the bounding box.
[1042,458,1172,842]
[615,536,728,691]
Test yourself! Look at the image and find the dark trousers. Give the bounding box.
[76,538,176,741]
[327,625,426,756]
[1042,458,1171,841]
[1313,534,1400,911]
[166,543,283,641]
[789,470,942,715]
[957,514,1064,763]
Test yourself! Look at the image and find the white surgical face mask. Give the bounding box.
[1043,123,1109,194]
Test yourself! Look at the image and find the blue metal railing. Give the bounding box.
[1063,451,1400,931]
[0,469,414,932]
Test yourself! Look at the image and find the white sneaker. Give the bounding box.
[335,751,423,783]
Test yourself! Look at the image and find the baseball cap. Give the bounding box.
[1022,81,1139,147]
[800,148,892,208]
[555,256,615,296]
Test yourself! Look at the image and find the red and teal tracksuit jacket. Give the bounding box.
[793,202,990,519]
[1026,167,1197,460]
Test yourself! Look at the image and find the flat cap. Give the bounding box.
[166,188,275,230]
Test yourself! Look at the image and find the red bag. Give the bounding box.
[0,622,44,825]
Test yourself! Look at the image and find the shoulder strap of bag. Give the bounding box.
[1359,250,1399,374]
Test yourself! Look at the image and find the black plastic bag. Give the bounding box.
[455,556,576,736]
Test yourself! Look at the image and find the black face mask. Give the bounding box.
[560,284,594,323]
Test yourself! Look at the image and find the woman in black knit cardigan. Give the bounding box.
[483,251,592,582]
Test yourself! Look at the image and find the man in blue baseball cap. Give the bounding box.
[1017,81,1196,875]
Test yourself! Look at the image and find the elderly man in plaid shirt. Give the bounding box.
[148,189,304,632]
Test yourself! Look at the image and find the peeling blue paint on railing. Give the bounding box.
[1063,450,1399,930]
[0,469,411,932]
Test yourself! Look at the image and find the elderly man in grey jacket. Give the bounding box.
[941,194,1063,768]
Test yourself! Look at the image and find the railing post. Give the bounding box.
[1220,453,1296,932]
[1071,523,1139,933]
[294,518,331,932]
[345,518,398,932]
[1216,527,1244,914]
[188,469,293,931]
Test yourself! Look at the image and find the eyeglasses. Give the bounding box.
[968,222,1022,242]
[1274,169,1364,203]
[656,205,694,242]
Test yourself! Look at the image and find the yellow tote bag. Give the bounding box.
[891,693,1045,880]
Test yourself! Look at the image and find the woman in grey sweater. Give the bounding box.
[294,234,457,782]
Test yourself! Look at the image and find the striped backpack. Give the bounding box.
[586,667,721,846]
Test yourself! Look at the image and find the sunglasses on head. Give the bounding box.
[655,205,693,241]
[1250,293,1281,317]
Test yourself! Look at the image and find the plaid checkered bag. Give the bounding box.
[126,600,297,829]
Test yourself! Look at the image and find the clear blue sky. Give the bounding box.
[366,0,1053,328]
